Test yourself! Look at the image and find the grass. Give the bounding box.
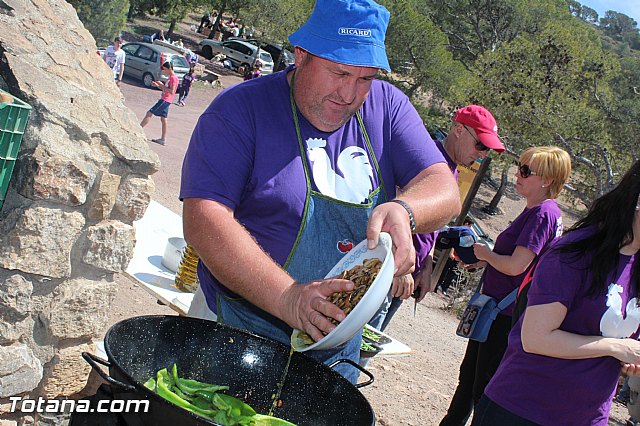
[441,265,483,319]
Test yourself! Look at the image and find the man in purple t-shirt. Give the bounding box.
[370,105,505,333]
[180,0,461,383]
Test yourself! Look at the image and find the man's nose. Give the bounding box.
[336,80,357,104]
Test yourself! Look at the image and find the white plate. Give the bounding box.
[291,232,394,352]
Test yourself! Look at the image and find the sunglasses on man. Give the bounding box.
[463,126,490,152]
[517,163,538,178]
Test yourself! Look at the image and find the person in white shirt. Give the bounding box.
[103,37,125,86]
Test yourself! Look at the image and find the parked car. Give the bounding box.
[259,42,294,72]
[120,42,190,88]
[198,39,274,75]
[227,38,294,72]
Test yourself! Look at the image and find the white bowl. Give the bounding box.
[291,232,394,352]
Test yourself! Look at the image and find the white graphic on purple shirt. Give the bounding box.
[306,138,374,204]
[555,216,563,238]
[600,283,640,338]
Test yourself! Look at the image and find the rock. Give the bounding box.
[0,274,34,344]
[0,274,33,322]
[114,176,154,221]
[40,343,94,399]
[82,221,135,272]
[0,345,43,397]
[0,318,34,346]
[0,0,161,406]
[87,172,121,220]
[0,93,13,103]
[45,279,113,340]
[0,205,85,278]
[16,149,95,206]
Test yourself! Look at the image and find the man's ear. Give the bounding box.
[452,123,464,139]
[294,46,310,67]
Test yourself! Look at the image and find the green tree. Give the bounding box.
[241,0,312,43]
[380,0,468,108]
[423,0,568,70]
[565,0,598,23]
[471,20,629,204]
[600,11,638,41]
[69,0,130,46]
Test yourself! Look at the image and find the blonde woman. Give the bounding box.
[441,146,572,426]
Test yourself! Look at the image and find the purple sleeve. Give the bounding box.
[516,204,561,255]
[527,249,581,310]
[180,98,255,209]
[413,232,436,273]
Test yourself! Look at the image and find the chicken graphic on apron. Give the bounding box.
[306,138,374,204]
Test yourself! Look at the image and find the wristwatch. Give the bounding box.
[390,199,416,233]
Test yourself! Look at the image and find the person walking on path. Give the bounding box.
[140,62,178,146]
[103,36,125,86]
[177,67,195,106]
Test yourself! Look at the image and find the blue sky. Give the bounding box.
[579,0,640,24]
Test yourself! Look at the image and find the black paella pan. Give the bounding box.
[83,315,375,426]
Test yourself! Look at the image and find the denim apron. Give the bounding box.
[216,73,388,383]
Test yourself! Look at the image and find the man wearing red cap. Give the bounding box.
[447,104,505,165]
[370,105,505,333]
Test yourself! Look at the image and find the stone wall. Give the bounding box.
[0,0,160,422]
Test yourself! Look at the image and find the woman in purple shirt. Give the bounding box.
[441,146,572,426]
[473,160,640,426]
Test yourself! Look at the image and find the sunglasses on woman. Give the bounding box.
[517,163,538,178]
[463,126,490,152]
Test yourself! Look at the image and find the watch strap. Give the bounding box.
[390,199,416,233]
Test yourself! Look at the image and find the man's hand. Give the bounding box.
[391,274,415,300]
[279,278,354,342]
[366,202,415,276]
[463,260,487,270]
[622,363,640,376]
[413,264,434,302]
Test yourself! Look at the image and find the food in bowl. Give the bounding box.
[295,258,383,346]
[291,232,393,352]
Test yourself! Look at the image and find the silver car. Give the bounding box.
[198,39,274,75]
[121,42,190,88]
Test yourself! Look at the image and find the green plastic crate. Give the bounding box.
[0,88,32,209]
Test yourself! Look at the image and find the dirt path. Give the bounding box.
[104,22,630,425]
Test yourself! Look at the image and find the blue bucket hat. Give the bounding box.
[288,0,391,72]
[436,226,479,265]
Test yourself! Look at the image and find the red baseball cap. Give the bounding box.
[453,105,505,153]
